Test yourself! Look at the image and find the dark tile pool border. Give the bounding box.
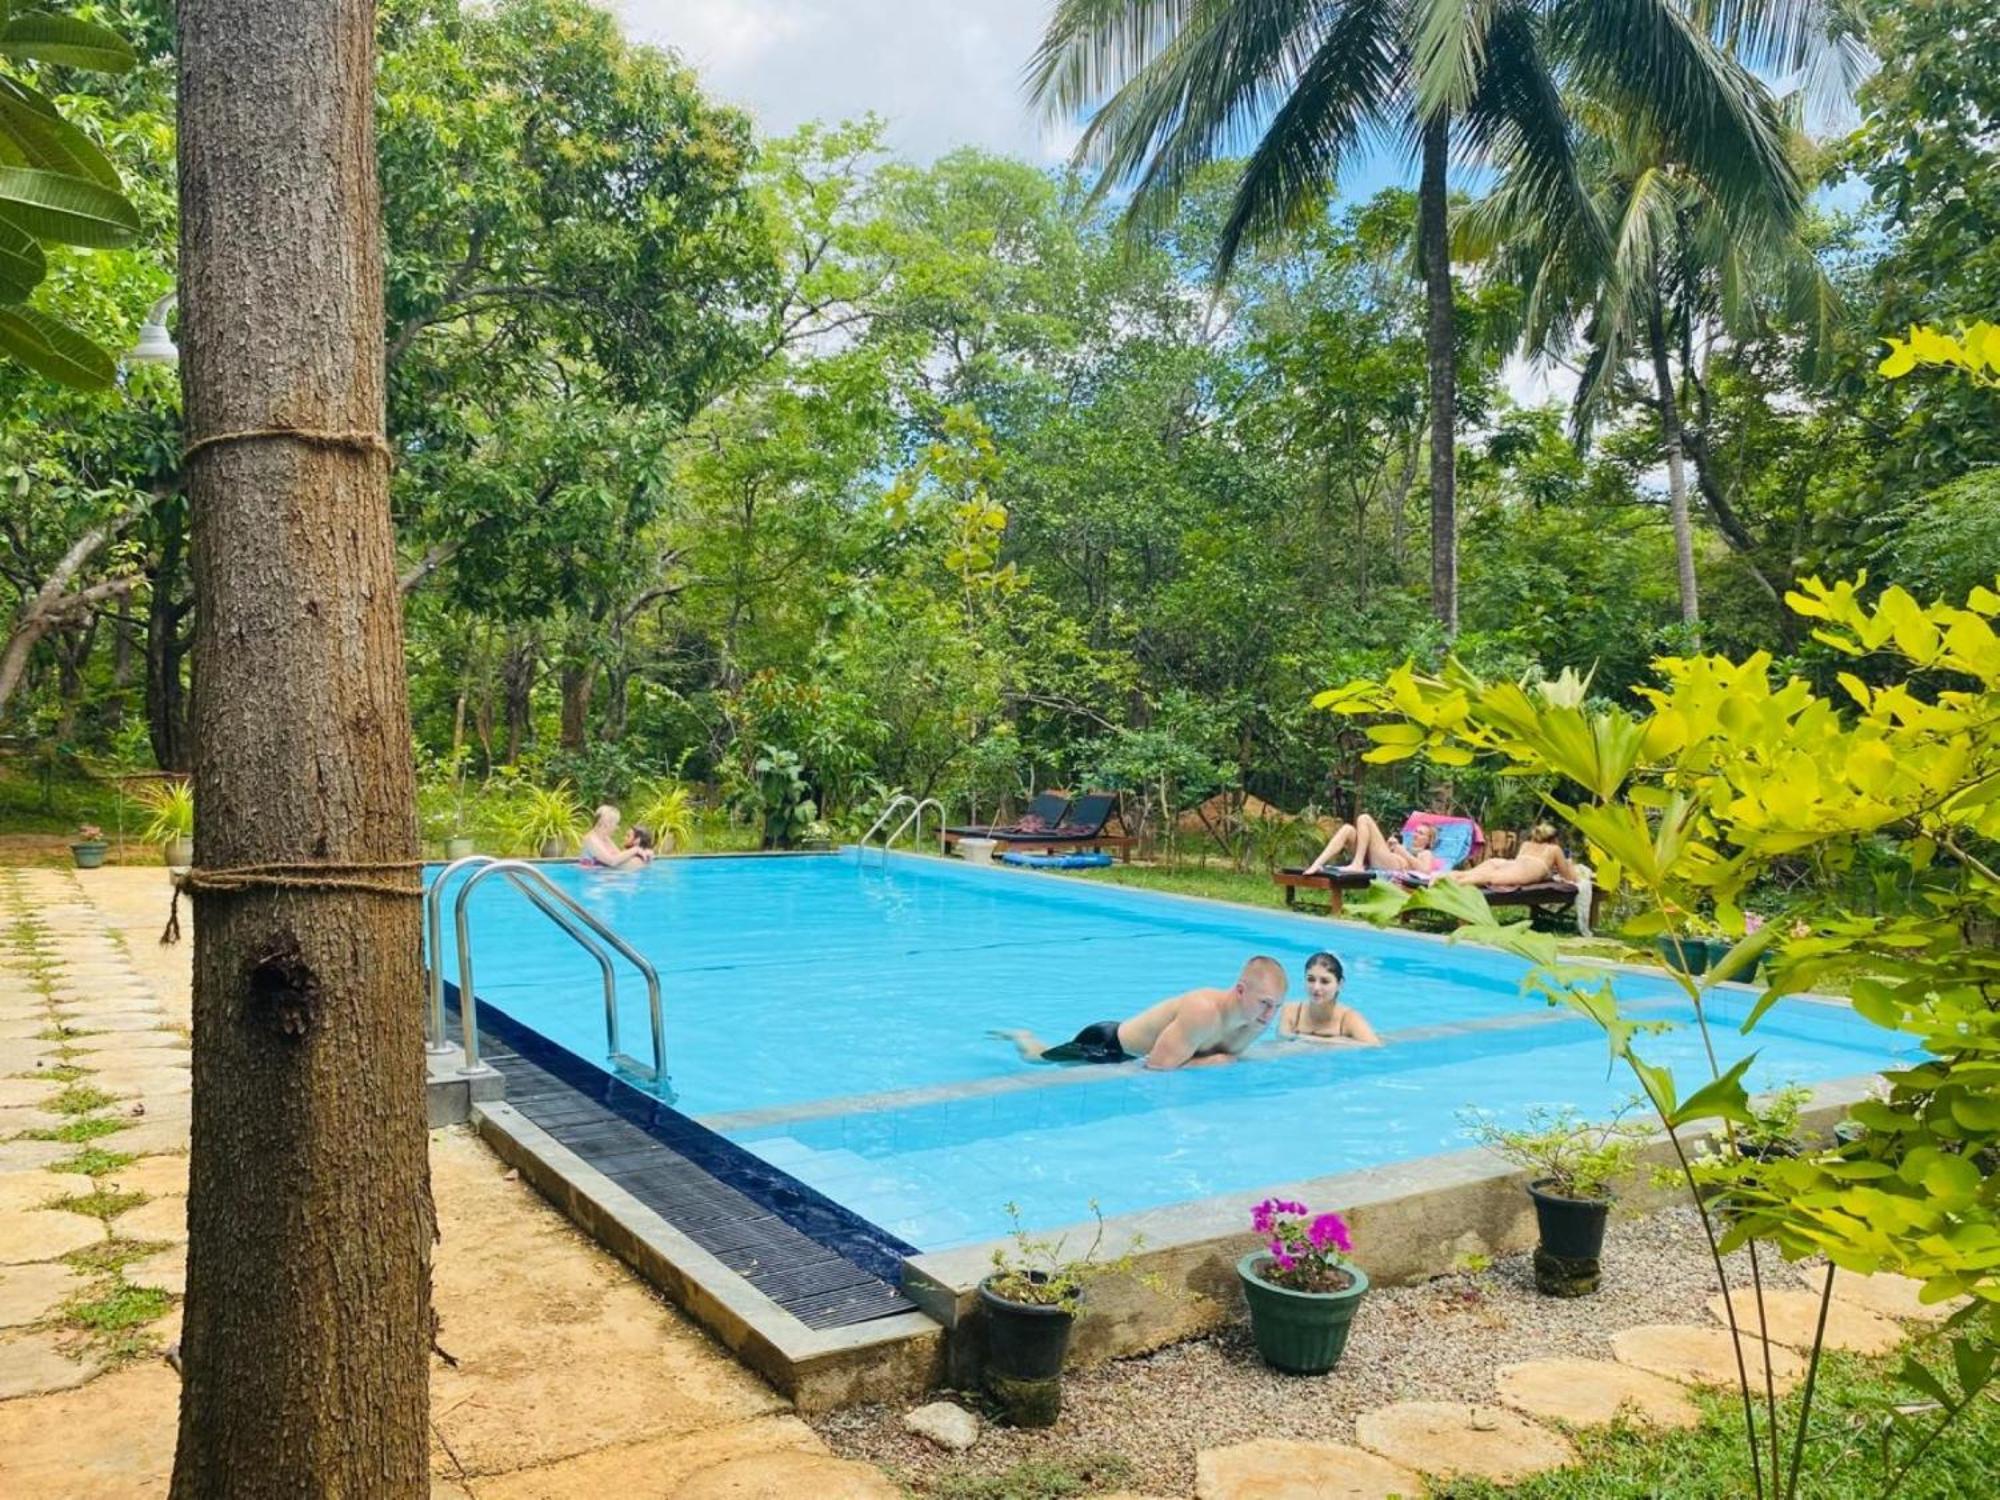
[445,980,919,1285]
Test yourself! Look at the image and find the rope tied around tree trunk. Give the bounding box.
[181,426,396,468]
[161,861,427,945]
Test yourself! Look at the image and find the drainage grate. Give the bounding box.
[452,994,920,1332]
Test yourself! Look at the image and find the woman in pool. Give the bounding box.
[1449,821,1575,887]
[579,805,652,869]
[1278,952,1381,1045]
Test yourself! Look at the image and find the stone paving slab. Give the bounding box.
[84,1066,191,1099]
[1354,1402,1574,1485]
[123,1246,185,1296]
[47,1013,164,1034]
[0,1209,102,1266]
[0,1261,88,1328]
[0,1362,176,1497]
[70,1040,188,1064]
[1828,1270,1965,1324]
[1496,1357,1701,1431]
[102,1117,189,1155]
[0,1078,59,1109]
[112,1194,186,1245]
[0,1020,51,1041]
[426,1129,788,1478]
[103,1153,187,1198]
[1612,1323,1805,1394]
[1709,1288,1905,1357]
[0,1170,92,1213]
[471,1415,830,1500]
[0,1139,83,1171]
[1196,1437,1427,1499]
[0,1104,67,1134]
[0,1329,103,1398]
[674,1449,901,1499]
[0,1040,56,1072]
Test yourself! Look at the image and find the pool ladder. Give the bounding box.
[423,855,669,1094]
[858,794,945,856]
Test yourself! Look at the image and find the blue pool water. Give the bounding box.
[431,851,1909,1252]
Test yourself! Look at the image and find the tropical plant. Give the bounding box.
[1027,0,1807,635]
[737,745,817,849]
[1465,102,1836,628]
[630,777,697,853]
[0,8,142,387]
[1878,320,2000,388]
[1462,1104,1648,1199]
[134,778,192,844]
[507,780,583,854]
[1321,573,2000,1498]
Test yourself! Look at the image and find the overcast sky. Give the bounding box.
[613,0,1076,163]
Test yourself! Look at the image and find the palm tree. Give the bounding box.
[1027,0,1803,635]
[1465,101,1838,627]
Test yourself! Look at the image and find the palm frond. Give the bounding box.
[1214,0,1408,274]
[1555,0,1802,238]
[1412,0,1507,121]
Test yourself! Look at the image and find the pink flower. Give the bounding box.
[1308,1213,1352,1254]
[1270,1239,1297,1272]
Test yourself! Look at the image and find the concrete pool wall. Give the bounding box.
[476,1066,1878,1405]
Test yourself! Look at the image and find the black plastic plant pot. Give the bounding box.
[979,1275,1075,1427]
[1528,1179,1611,1262]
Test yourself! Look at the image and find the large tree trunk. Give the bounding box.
[501,631,537,762]
[1648,297,1700,634]
[1419,115,1458,637]
[174,0,430,1494]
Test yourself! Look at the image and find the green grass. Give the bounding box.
[45,1083,119,1115]
[63,1237,170,1277]
[0,758,130,838]
[60,1282,170,1334]
[926,1453,1134,1500]
[35,1025,98,1043]
[25,1114,127,1143]
[1440,1350,2000,1500]
[13,1063,86,1083]
[47,1187,147,1221]
[1068,861,1296,911]
[50,1146,137,1177]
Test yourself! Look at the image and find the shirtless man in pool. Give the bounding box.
[990,956,1287,1071]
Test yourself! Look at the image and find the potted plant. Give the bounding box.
[137,779,195,868]
[1237,1197,1368,1374]
[1465,1105,1647,1296]
[980,1202,1139,1427]
[69,824,108,869]
[1737,1082,1812,1162]
[799,818,834,852]
[632,778,697,855]
[512,781,584,858]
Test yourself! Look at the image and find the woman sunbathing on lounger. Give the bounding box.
[1304,814,1440,876]
[1449,822,1575,887]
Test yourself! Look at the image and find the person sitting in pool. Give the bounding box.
[1448,821,1575,887]
[626,825,655,856]
[1278,951,1381,1046]
[989,956,1287,1070]
[579,805,651,869]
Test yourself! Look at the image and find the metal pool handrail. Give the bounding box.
[439,858,669,1090]
[885,797,945,854]
[859,793,916,848]
[425,853,499,1053]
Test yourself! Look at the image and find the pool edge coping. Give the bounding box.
[470,1100,945,1412]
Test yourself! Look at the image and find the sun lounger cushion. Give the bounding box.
[1000,851,1114,869]
[1401,813,1480,869]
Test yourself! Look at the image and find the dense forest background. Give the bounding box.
[1,0,1994,853]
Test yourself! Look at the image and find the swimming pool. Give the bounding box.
[431,851,1909,1252]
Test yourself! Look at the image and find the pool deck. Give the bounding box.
[0,867,902,1498]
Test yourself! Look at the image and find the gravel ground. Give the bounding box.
[814,1206,1814,1497]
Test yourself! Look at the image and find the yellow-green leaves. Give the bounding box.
[1879,320,2000,388]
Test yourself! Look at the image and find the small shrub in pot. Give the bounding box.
[1465,1104,1648,1295]
[70,823,108,869]
[980,1201,1142,1427]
